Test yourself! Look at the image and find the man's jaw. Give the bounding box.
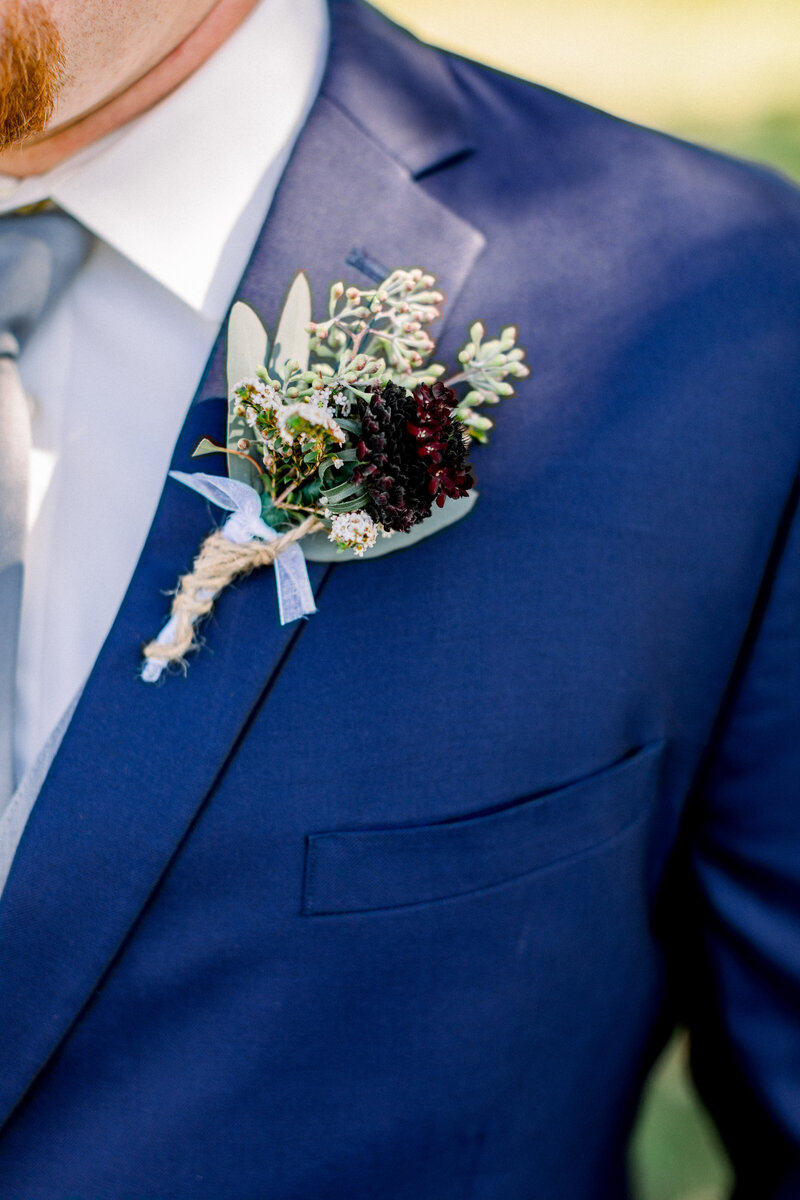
[0,0,262,178]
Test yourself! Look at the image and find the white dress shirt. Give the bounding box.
[0,0,329,783]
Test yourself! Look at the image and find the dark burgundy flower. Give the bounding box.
[353,380,475,531]
[407,382,475,507]
[353,382,433,532]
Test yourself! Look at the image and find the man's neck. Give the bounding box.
[0,0,262,178]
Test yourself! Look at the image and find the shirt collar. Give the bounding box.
[0,0,330,320]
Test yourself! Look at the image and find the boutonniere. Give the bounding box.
[142,267,528,681]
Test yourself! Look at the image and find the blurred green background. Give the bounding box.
[376,0,800,180]
[371,2,800,1197]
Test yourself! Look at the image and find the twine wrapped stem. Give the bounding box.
[142,515,323,671]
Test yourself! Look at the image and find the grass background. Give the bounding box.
[370,2,800,1196]
[375,0,800,181]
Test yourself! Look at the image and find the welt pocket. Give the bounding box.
[302,739,666,915]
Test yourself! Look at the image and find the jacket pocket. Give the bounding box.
[302,739,666,915]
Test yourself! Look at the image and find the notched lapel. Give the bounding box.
[0,0,485,1130]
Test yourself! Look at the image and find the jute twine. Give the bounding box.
[142,514,324,669]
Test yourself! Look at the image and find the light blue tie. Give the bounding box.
[0,209,92,809]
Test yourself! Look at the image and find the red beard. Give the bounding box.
[0,1,64,150]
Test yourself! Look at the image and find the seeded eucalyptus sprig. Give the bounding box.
[307,267,446,390]
[304,270,529,443]
[444,322,530,443]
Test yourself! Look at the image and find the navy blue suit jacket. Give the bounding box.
[1,2,800,1196]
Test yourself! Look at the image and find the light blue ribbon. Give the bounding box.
[141,472,316,683]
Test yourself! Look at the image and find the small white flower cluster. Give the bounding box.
[238,381,281,450]
[311,386,333,408]
[326,510,380,556]
[275,402,346,447]
[237,377,281,409]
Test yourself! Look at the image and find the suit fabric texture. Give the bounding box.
[1,1,800,1196]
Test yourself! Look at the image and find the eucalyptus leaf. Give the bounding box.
[226,301,270,484]
[270,271,312,379]
[322,479,365,504]
[191,437,224,458]
[300,478,323,503]
[336,418,362,436]
[302,491,480,562]
[260,495,290,531]
[323,493,369,515]
[319,452,356,486]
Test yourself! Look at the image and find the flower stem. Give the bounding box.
[226,446,265,477]
[275,466,317,506]
[275,501,319,516]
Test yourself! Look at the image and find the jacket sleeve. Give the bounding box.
[668,468,800,1199]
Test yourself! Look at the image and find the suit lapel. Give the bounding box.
[0,0,485,1130]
